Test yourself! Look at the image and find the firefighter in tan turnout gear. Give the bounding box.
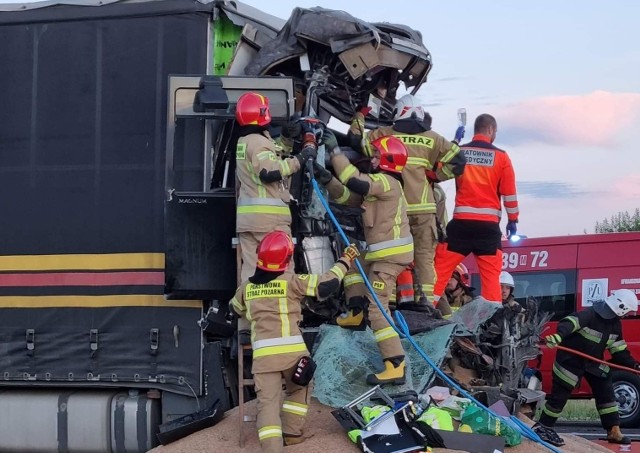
[235,92,316,281]
[230,230,359,452]
[435,263,474,318]
[349,95,465,304]
[235,92,315,336]
[320,131,413,385]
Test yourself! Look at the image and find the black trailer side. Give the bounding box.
[0,1,283,450]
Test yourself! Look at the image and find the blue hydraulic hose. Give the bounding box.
[310,177,562,453]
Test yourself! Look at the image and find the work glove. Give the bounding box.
[312,162,333,185]
[425,169,439,183]
[545,333,562,348]
[342,243,361,262]
[282,121,302,139]
[225,309,238,324]
[321,129,339,153]
[506,220,518,238]
[453,126,465,144]
[296,145,317,165]
[436,222,446,243]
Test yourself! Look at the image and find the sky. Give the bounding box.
[237,0,640,238]
[2,0,639,237]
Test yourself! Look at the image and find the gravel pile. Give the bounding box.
[149,398,611,453]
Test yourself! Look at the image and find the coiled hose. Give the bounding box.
[310,177,563,453]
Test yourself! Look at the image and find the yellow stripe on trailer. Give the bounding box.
[0,253,165,272]
[0,295,202,309]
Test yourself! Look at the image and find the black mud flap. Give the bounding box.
[165,190,237,300]
[157,399,224,445]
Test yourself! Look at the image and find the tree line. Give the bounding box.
[595,208,640,233]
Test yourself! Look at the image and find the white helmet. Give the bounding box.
[499,271,515,288]
[604,289,638,317]
[394,94,425,121]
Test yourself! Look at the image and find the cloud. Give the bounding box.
[495,91,640,147]
[430,76,471,83]
[517,181,588,199]
[611,173,640,199]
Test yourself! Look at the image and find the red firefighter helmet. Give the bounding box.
[235,92,271,126]
[453,263,470,287]
[256,230,294,272]
[371,136,408,174]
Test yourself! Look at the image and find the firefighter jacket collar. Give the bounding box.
[250,268,285,285]
[393,118,430,134]
[238,124,269,137]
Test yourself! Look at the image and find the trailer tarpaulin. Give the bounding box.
[0,0,210,395]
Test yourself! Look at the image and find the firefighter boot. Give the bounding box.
[532,423,565,447]
[336,309,365,331]
[607,426,631,444]
[283,433,308,446]
[366,358,406,386]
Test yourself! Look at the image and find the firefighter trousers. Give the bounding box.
[408,213,437,302]
[254,364,312,453]
[539,363,620,430]
[344,261,406,360]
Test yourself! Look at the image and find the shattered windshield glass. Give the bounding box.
[312,323,456,408]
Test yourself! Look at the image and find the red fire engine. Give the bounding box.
[465,232,640,427]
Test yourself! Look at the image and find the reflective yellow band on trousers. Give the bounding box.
[374,326,399,342]
[282,401,308,416]
[259,425,283,440]
[252,336,307,358]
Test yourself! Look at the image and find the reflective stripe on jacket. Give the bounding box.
[365,126,465,215]
[229,261,348,373]
[330,153,414,265]
[453,134,518,223]
[236,132,300,233]
[554,306,636,378]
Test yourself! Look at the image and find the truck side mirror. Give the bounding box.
[194,76,229,112]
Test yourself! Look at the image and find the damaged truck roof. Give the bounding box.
[245,6,433,124]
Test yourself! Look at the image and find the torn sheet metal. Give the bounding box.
[311,323,456,408]
[243,6,432,124]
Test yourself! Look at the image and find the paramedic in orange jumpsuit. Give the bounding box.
[433,114,519,304]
